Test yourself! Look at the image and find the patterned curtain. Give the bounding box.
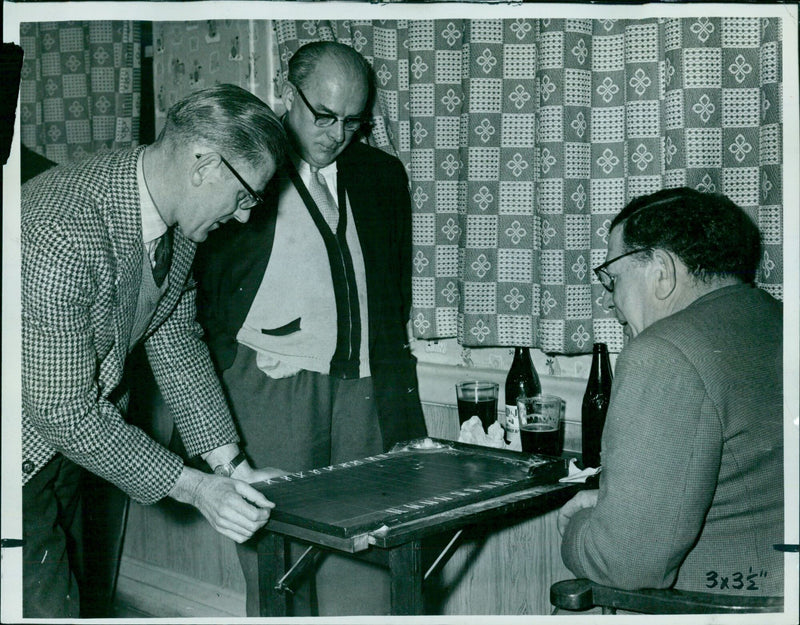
[277,17,782,354]
[18,21,142,164]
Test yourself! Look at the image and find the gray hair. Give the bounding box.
[158,84,286,168]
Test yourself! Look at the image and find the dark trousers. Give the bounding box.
[223,345,389,616]
[22,454,83,618]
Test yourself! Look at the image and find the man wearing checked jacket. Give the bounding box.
[20,85,286,618]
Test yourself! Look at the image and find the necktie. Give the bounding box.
[152,228,173,287]
[307,167,339,232]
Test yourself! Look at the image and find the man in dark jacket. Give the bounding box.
[194,41,426,616]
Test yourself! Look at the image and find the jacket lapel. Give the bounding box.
[106,147,147,366]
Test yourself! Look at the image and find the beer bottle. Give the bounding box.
[581,342,613,468]
[504,347,541,444]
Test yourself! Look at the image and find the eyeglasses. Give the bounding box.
[196,153,265,211]
[593,247,651,292]
[292,83,368,132]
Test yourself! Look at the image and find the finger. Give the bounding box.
[234,480,276,510]
[205,503,255,542]
[249,467,290,481]
[222,494,272,525]
[217,524,253,544]
[223,487,274,523]
[214,502,270,537]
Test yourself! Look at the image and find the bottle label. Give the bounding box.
[504,404,519,433]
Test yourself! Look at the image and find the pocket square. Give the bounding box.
[261,317,302,336]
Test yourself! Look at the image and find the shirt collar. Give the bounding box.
[137,147,168,245]
[286,143,338,179]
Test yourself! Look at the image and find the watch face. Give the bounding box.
[213,452,245,478]
[214,464,233,477]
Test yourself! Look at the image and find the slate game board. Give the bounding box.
[253,439,568,538]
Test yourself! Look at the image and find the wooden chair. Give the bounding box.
[550,578,784,615]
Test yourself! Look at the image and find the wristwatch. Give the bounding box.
[213,451,247,478]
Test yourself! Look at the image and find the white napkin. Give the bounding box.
[457,416,507,449]
[559,458,601,483]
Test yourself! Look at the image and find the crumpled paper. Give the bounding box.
[559,458,601,483]
[457,416,507,449]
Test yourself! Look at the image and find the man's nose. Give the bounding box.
[233,207,251,224]
[327,119,346,142]
[602,288,614,309]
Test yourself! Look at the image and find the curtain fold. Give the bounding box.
[19,21,142,163]
[277,17,784,354]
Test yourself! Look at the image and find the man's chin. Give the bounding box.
[180,225,209,243]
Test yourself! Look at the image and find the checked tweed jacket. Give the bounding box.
[21,146,238,504]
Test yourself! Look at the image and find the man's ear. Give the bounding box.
[281,81,295,112]
[191,152,222,188]
[651,249,677,300]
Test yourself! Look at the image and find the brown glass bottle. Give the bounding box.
[504,347,541,443]
[581,343,613,468]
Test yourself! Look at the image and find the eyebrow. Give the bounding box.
[317,104,362,120]
[314,103,339,116]
[309,96,362,119]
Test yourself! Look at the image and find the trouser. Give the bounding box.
[22,454,84,618]
[223,345,389,616]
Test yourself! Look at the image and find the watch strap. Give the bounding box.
[213,451,247,477]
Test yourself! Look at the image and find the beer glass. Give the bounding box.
[518,394,564,456]
[455,381,499,431]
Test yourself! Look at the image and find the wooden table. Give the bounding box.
[251,439,580,616]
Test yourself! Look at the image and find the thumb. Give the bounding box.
[557,510,568,537]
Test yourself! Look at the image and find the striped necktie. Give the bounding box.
[152,228,173,287]
[307,167,339,232]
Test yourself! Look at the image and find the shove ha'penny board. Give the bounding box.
[252,438,568,539]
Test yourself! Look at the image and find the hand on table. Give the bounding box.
[557,489,599,537]
[169,466,276,543]
[233,463,290,483]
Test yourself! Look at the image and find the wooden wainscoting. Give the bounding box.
[419,400,576,615]
[116,553,245,618]
[119,497,246,617]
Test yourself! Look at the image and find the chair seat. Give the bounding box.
[551,578,784,614]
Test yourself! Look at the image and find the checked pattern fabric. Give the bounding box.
[307,167,340,232]
[278,18,784,354]
[18,21,141,164]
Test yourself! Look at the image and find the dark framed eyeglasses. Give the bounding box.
[593,247,651,292]
[196,153,265,211]
[292,82,369,132]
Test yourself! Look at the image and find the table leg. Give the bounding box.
[388,540,423,615]
[256,531,290,617]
